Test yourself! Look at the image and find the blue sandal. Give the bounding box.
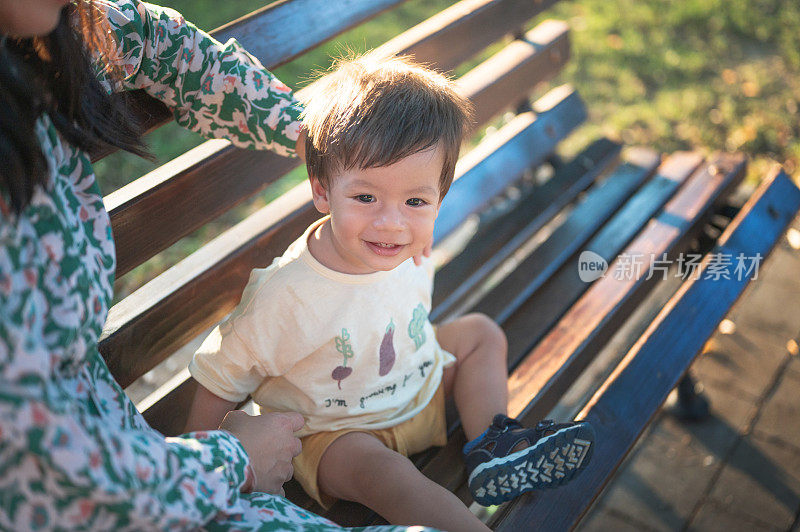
[464,415,595,506]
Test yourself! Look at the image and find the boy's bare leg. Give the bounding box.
[318,432,489,531]
[437,313,509,440]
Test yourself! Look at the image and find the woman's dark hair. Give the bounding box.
[0,2,150,216]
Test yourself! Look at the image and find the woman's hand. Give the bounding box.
[220,410,304,495]
[413,237,433,266]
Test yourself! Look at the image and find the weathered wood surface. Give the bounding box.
[499,153,744,363]
[373,0,561,74]
[103,182,319,389]
[492,167,800,531]
[108,20,570,278]
[91,0,412,161]
[456,21,570,130]
[474,148,661,323]
[436,85,584,242]
[505,153,743,424]
[432,138,621,321]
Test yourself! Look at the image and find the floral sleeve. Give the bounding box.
[0,391,252,529]
[0,184,255,529]
[96,0,303,156]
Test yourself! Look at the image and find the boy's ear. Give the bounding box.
[310,176,330,214]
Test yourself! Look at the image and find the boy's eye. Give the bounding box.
[406,198,427,207]
[355,194,374,203]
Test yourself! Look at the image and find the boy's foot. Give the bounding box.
[464,414,595,506]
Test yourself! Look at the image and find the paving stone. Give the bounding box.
[727,241,800,339]
[706,433,800,529]
[753,362,800,454]
[669,380,758,459]
[693,328,788,402]
[689,499,784,531]
[787,355,800,379]
[578,507,660,532]
[583,383,754,531]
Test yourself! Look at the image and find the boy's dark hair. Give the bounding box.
[301,55,473,198]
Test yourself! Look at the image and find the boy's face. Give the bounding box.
[309,146,443,274]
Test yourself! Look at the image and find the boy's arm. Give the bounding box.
[185,380,238,433]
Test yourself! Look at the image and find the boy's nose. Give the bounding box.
[373,205,405,231]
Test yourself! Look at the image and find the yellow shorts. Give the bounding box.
[292,383,447,509]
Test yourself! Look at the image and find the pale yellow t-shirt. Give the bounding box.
[189,217,456,437]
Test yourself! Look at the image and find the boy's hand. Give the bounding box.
[413,237,433,266]
[220,410,304,495]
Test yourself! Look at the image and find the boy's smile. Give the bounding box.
[308,146,443,274]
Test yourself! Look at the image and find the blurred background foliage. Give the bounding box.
[99,0,800,303]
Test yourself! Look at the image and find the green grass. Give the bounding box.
[102,0,800,303]
[541,0,800,182]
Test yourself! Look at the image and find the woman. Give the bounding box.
[0,0,435,529]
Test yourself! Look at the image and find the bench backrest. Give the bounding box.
[97,0,577,435]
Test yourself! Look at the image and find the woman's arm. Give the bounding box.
[96,0,303,156]
[0,373,252,530]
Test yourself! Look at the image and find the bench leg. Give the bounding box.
[668,371,711,422]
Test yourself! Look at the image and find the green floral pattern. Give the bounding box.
[0,1,431,530]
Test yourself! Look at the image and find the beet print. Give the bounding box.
[331,365,352,389]
[379,319,396,376]
[332,328,354,389]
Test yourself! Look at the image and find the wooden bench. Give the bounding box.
[96,0,800,528]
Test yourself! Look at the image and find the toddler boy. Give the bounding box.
[185,56,594,531]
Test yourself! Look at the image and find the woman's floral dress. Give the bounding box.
[0,1,432,530]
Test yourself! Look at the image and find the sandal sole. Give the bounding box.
[467,422,595,506]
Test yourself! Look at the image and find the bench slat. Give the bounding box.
[500,153,744,364]
[91,0,412,161]
[436,84,584,242]
[373,0,561,74]
[108,21,570,277]
[492,167,800,530]
[103,183,319,388]
[455,20,571,130]
[474,148,660,323]
[105,143,297,277]
[432,138,622,321]
[506,153,738,423]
